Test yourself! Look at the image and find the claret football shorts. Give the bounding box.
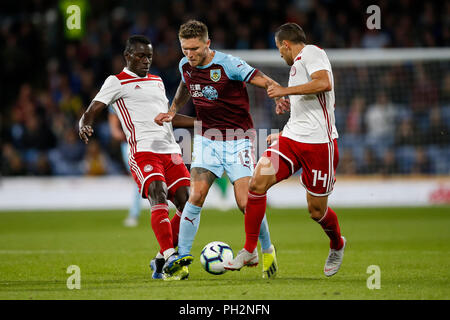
[263,136,339,196]
[129,151,190,200]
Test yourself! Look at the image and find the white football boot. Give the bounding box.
[224,248,259,271]
[324,236,346,277]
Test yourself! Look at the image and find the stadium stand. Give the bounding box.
[1,0,449,176]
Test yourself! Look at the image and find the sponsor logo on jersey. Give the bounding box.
[191,91,203,98]
[189,84,204,97]
[202,86,218,100]
[144,164,153,172]
[210,69,221,82]
[135,84,142,89]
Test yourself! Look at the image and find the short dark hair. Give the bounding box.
[275,23,306,44]
[124,35,151,53]
[178,20,208,42]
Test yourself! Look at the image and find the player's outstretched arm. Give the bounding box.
[267,70,332,98]
[155,80,191,126]
[248,70,278,89]
[249,71,290,115]
[78,100,107,144]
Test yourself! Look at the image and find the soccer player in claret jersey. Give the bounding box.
[225,23,347,277]
[78,35,196,281]
[155,20,290,279]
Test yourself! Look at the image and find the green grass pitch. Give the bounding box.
[0,206,449,300]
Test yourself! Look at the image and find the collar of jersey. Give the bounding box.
[294,46,306,62]
[123,67,147,78]
[194,50,218,69]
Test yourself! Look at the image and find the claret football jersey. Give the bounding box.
[179,51,258,138]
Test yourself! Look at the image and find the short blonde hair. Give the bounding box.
[178,20,209,42]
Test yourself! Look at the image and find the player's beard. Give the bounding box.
[195,48,210,67]
[192,55,204,67]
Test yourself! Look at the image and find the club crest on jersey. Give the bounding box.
[210,69,221,82]
[144,164,153,172]
[290,66,296,76]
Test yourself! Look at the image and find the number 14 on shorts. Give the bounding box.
[312,169,328,188]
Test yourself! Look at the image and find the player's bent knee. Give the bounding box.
[248,180,266,194]
[188,190,207,207]
[257,157,277,177]
[249,158,277,194]
[148,192,168,206]
[173,187,189,211]
[308,204,325,221]
[147,181,168,205]
[306,193,328,221]
[248,175,271,194]
[309,211,322,221]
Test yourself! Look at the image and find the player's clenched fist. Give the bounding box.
[267,83,286,98]
[154,111,174,126]
[79,125,93,144]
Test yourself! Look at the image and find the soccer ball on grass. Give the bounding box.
[200,241,234,275]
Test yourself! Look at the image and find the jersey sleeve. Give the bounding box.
[301,46,332,76]
[222,55,257,82]
[178,57,188,83]
[93,76,122,105]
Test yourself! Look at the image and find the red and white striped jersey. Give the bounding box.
[94,68,181,155]
[282,45,339,144]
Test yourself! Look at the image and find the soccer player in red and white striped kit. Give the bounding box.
[79,35,195,280]
[225,23,346,277]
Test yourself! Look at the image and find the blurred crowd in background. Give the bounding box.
[1,0,449,177]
